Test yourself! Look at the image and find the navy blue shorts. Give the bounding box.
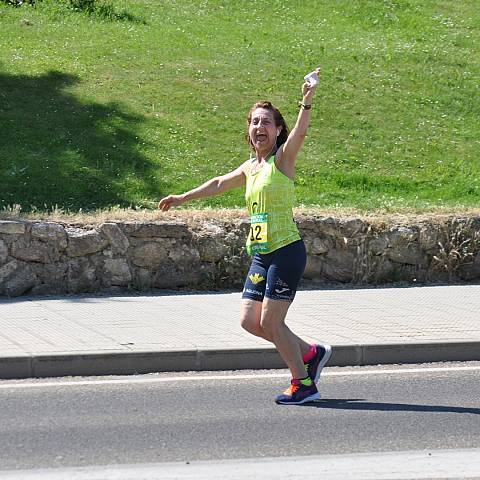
[242,239,307,302]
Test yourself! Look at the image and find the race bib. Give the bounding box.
[247,213,269,254]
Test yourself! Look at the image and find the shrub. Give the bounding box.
[69,0,95,13]
[1,0,37,5]
[68,0,140,22]
[1,0,143,22]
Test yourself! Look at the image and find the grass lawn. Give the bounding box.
[0,0,479,214]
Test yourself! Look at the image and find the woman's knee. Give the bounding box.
[241,316,261,336]
[260,313,283,337]
[260,299,290,335]
[240,300,263,336]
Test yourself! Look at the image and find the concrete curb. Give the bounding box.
[1,341,479,379]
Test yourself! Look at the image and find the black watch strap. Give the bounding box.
[299,102,312,110]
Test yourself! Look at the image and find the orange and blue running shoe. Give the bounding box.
[275,379,321,405]
[306,344,332,384]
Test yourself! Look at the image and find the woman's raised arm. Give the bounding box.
[276,67,321,178]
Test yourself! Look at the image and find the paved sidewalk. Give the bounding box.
[0,285,479,379]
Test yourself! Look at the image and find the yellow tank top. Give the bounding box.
[245,156,301,255]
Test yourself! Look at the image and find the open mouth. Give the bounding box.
[256,134,267,142]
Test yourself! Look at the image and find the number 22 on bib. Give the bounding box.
[246,213,269,255]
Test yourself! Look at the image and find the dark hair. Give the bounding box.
[246,101,289,150]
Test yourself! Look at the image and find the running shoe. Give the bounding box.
[305,344,332,384]
[275,380,321,405]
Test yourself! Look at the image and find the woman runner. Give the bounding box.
[158,67,331,404]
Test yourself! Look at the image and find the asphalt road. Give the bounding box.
[0,362,479,472]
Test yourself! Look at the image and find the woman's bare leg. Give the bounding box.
[240,299,311,371]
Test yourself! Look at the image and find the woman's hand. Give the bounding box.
[157,194,185,211]
[302,67,320,103]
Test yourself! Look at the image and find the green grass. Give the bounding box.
[0,0,479,213]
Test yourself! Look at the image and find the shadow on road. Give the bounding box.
[302,398,480,415]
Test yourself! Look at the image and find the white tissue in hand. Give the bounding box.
[304,71,319,86]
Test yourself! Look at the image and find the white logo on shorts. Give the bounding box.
[275,287,290,294]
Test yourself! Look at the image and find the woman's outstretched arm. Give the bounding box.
[158,162,247,211]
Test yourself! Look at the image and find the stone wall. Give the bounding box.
[0,215,479,297]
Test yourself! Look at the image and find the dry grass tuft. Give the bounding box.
[1,204,479,228]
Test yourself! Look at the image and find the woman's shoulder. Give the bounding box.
[242,157,257,175]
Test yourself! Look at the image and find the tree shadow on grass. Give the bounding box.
[299,398,480,415]
[0,70,161,211]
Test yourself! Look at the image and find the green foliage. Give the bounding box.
[1,0,141,22]
[0,0,478,212]
[68,0,136,21]
[69,0,95,13]
[1,0,36,5]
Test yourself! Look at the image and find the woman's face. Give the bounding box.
[248,108,279,153]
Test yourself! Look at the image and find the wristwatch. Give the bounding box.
[299,102,312,110]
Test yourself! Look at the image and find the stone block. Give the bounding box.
[196,234,229,263]
[419,225,442,251]
[385,227,423,266]
[236,220,251,236]
[322,250,356,282]
[67,258,98,293]
[386,246,424,266]
[316,217,341,237]
[296,217,319,231]
[122,222,190,239]
[31,222,67,249]
[369,236,390,256]
[387,226,419,243]
[343,218,368,237]
[11,238,60,264]
[168,242,200,264]
[311,237,330,255]
[104,258,132,286]
[0,260,18,283]
[372,258,395,283]
[0,221,26,235]
[0,239,7,264]
[457,252,480,281]
[3,264,37,297]
[99,223,130,255]
[131,241,169,268]
[153,262,200,288]
[133,268,154,290]
[66,229,108,257]
[30,263,69,295]
[304,255,323,279]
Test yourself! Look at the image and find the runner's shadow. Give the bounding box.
[301,398,480,415]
